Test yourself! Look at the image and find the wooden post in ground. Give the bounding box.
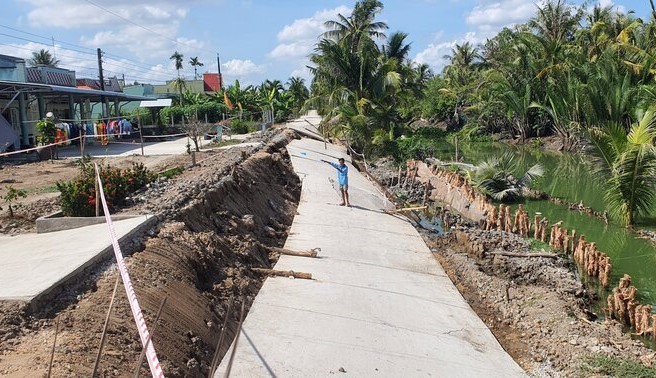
[92,277,120,377]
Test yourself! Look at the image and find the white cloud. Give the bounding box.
[20,0,205,73]
[597,0,626,14]
[414,32,485,72]
[222,59,265,77]
[268,5,351,61]
[268,41,315,60]
[414,0,539,73]
[466,0,537,32]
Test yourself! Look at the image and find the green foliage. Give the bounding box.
[57,160,155,217]
[529,238,550,251]
[468,152,544,202]
[587,111,656,226]
[580,354,656,378]
[159,166,184,180]
[429,0,656,150]
[230,119,259,134]
[308,0,430,153]
[449,124,491,143]
[2,186,27,217]
[420,77,456,121]
[36,119,56,145]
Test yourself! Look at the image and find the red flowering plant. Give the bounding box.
[57,159,155,216]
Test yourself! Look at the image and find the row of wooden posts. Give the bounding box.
[404,162,654,337]
[607,274,656,340]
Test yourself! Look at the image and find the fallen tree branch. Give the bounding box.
[270,247,319,258]
[490,251,559,259]
[251,268,313,280]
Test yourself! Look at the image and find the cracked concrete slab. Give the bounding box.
[215,120,525,377]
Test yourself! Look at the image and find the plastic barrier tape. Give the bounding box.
[94,163,164,378]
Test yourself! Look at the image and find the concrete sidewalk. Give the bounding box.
[0,215,154,303]
[216,134,525,376]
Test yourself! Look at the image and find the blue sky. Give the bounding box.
[0,1,649,86]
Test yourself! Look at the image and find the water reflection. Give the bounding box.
[426,138,656,303]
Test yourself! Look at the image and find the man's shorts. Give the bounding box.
[339,184,348,191]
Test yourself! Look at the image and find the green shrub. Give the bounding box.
[57,160,155,217]
[2,186,27,217]
[36,119,56,145]
[230,119,260,134]
[159,166,184,179]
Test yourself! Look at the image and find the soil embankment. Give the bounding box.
[0,130,301,377]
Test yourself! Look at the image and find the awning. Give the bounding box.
[140,98,172,108]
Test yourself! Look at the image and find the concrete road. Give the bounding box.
[216,126,525,376]
[0,215,154,302]
[57,133,257,159]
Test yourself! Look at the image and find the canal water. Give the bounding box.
[424,138,656,305]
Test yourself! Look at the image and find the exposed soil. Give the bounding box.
[0,129,302,377]
[0,154,184,234]
[367,156,656,376]
[425,228,656,376]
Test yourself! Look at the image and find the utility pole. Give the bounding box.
[216,52,222,91]
[97,48,108,122]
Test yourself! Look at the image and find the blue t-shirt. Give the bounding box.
[329,162,348,186]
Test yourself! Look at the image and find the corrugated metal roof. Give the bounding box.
[140,98,172,107]
[0,80,153,101]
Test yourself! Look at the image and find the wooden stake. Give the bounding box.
[270,247,319,258]
[490,251,558,259]
[47,316,60,378]
[92,277,120,377]
[133,295,168,378]
[223,299,246,378]
[209,298,234,378]
[384,206,427,214]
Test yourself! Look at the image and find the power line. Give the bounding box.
[0,37,176,81]
[83,0,199,50]
[0,24,95,54]
[0,23,178,78]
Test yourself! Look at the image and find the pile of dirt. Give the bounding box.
[425,227,655,376]
[0,130,302,377]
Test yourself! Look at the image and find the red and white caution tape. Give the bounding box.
[141,132,187,138]
[0,136,83,158]
[94,163,164,378]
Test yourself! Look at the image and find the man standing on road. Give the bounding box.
[321,157,350,207]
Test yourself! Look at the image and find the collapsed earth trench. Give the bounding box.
[0,134,302,377]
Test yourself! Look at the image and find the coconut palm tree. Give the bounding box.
[28,49,59,67]
[528,0,582,44]
[189,57,204,80]
[170,51,184,105]
[468,152,544,202]
[286,77,309,115]
[587,111,656,226]
[170,51,184,77]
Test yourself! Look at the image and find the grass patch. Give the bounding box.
[580,355,656,378]
[158,166,184,180]
[25,185,60,195]
[529,238,550,252]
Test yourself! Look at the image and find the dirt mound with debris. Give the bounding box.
[426,227,656,376]
[0,130,301,377]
